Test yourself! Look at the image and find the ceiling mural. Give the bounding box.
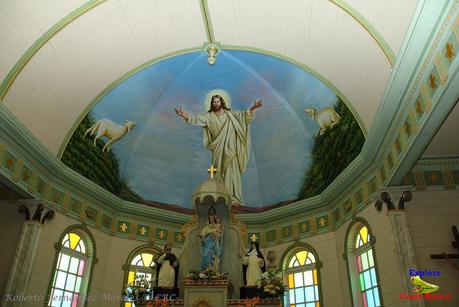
[62,50,364,209]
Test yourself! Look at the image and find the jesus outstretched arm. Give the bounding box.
[174,95,262,206]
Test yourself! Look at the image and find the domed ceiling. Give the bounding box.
[62,50,364,208]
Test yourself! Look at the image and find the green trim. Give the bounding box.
[0,0,455,240]
[0,0,107,101]
[391,51,459,184]
[57,46,202,158]
[279,242,324,307]
[0,0,396,103]
[364,0,452,165]
[44,224,98,307]
[199,0,215,43]
[330,0,395,66]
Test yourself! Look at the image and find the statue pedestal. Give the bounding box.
[240,286,264,299]
[183,278,231,307]
[228,298,281,306]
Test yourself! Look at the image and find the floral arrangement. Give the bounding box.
[256,271,285,298]
[124,275,152,302]
[187,268,228,280]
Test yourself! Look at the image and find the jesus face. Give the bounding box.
[211,97,222,112]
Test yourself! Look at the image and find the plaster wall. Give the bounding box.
[0,200,24,299]
[334,200,410,307]
[262,231,342,306]
[12,209,166,307]
[405,189,459,306]
[2,188,458,306]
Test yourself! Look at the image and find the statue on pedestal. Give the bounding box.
[156,244,179,288]
[154,244,179,298]
[199,205,224,272]
[242,240,266,286]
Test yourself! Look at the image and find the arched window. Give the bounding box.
[281,244,322,307]
[123,246,161,307]
[345,219,382,307]
[47,226,96,307]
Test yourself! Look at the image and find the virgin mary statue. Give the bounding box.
[199,206,224,272]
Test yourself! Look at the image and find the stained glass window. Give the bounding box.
[285,249,321,307]
[355,226,381,307]
[124,251,157,307]
[48,232,88,307]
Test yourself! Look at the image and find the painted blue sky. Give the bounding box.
[89,50,348,208]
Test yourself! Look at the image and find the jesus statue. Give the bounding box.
[174,94,262,206]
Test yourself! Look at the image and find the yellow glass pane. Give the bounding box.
[316,302,320,307]
[69,233,81,250]
[360,226,368,244]
[128,271,135,284]
[313,269,317,284]
[288,274,294,288]
[296,251,307,266]
[141,253,153,267]
[125,303,132,307]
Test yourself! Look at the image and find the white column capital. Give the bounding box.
[17,199,54,224]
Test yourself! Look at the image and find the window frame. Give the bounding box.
[45,225,97,307]
[280,243,323,307]
[121,245,162,307]
[344,218,383,307]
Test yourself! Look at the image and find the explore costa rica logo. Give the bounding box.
[399,268,452,301]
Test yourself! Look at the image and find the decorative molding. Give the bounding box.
[0,0,457,248]
[17,199,54,224]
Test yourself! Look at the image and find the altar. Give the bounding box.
[170,170,281,306]
[183,278,232,307]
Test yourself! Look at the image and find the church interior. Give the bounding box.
[1,0,459,306]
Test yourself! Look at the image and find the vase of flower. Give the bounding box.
[257,270,285,300]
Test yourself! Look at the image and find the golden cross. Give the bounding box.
[301,223,308,231]
[446,42,455,60]
[416,99,423,114]
[139,227,147,236]
[431,173,438,183]
[120,223,128,232]
[207,165,218,179]
[319,218,326,227]
[250,234,258,242]
[159,230,166,239]
[176,233,183,241]
[23,170,29,181]
[429,74,437,89]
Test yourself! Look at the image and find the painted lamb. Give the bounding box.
[84,119,136,152]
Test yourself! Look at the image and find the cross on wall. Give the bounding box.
[430,226,459,271]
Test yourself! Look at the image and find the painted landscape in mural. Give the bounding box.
[62,50,364,208]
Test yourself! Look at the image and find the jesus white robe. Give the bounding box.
[187,109,253,205]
